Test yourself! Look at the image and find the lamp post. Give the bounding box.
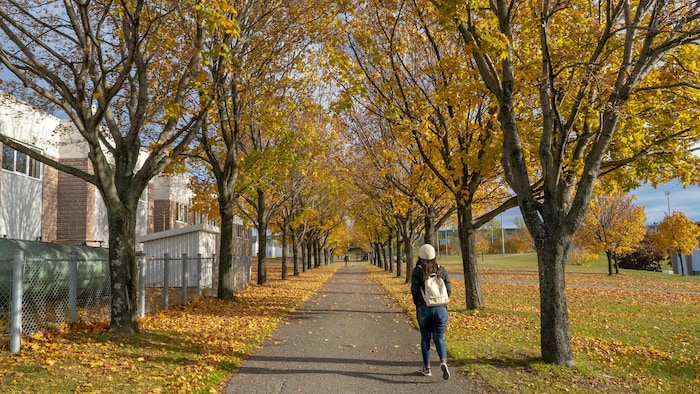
[665,191,671,215]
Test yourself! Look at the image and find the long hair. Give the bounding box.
[418,258,439,281]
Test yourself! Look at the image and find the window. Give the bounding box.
[2,144,42,179]
[175,202,188,223]
[2,146,14,171]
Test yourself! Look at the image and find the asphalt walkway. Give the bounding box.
[223,263,482,394]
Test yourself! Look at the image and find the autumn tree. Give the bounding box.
[273,171,309,279]
[185,1,243,301]
[282,127,349,273]
[190,0,340,286]
[340,100,444,281]
[0,0,209,332]
[475,231,490,257]
[651,211,700,275]
[507,219,535,253]
[436,0,700,366]
[337,0,522,306]
[344,144,405,275]
[574,192,647,275]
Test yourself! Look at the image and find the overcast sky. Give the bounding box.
[499,180,700,228]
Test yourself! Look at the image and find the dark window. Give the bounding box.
[2,144,41,179]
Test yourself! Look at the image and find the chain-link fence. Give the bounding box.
[1,251,252,353]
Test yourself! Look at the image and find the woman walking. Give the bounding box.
[411,243,451,379]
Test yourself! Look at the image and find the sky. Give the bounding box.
[499,180,700,228]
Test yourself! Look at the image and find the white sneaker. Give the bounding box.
[440,362,450,380]
[421,366,432,376]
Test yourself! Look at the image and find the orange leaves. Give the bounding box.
[1,262,340,393]
[449,310,531,332]
[574,336,673,365]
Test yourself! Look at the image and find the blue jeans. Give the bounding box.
[416,305,448,366]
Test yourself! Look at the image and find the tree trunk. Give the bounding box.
[387,231,394,272]
[537,239,574,367]
[395,233,402,278]
[107,202,139,333]
[403,235,414,284]
[380,244,391,271]
[306,241,312,270]
[217,193,236,300]
[315,240,321,267]
[292,229,300,276]
[375,243,380,266]
[606,250,614,276]
[424,204,436,246]
[281,224,288,279]
[257,189,267,285]
[456,203,484,309]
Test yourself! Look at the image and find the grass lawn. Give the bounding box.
[1,254,697,393]
[369,253,700,393]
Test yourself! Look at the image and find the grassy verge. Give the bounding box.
[0,261,341,393]
[369,253,700,393]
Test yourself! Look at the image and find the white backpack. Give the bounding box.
[421,267,449,306]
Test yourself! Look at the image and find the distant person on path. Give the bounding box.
[411,243,451,379]
[344,254,349,266]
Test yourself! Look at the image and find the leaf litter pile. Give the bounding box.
[1,263,340,393]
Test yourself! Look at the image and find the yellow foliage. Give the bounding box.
[651,211,700,256]
[574,192,647,256]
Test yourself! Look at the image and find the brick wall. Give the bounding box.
[57,157,94,245]
[147,183,154,234]
[41,160,59,241]
[153,199,172,233]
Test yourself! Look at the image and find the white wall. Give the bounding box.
[0,91,61,156]
[154,175,192,203]
[0,91,60,241]
[0,171,42,240]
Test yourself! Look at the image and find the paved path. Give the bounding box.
[223,263,482,394]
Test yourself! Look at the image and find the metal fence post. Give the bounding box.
[196,253,202,296]
[68,251,78,323]
[163,253,170,309]
[138,255,146,317]
[10,250,24,353]
[181,253,188,305]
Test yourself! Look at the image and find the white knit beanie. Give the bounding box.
[418,244,436,260]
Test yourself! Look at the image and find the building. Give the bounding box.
[0,91,151,245]
[0,91,251,256]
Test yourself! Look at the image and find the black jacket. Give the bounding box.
[411,264,451,307]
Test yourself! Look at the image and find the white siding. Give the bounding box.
[0,171,42,240]
[137,224,219,286]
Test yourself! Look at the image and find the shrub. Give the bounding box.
[618,236,664,271]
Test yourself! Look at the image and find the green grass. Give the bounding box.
[371,252,700,393]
